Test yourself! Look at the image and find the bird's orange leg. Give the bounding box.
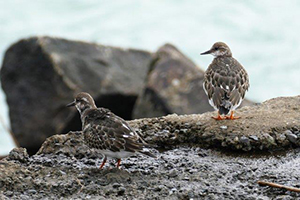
[226,111,240,120]
[99,156,107,169]
[212,112,225,120]
[116,159,121,168]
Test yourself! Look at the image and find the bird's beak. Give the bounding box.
[66,101,76,107]
[200,50,212,55]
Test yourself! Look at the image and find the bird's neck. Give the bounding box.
[76,103,95,114]
[77,104,96,123]
[80,107,91,119]
[215,54,232,59]
[80,108,91,129]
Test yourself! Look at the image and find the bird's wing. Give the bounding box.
[86,110,144,153]
[203,58,249,108]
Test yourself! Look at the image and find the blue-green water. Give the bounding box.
[0,0,300,155]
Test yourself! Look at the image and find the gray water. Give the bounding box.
[0,0,300,154]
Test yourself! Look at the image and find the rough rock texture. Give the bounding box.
[0,96,300,199]
[1,137,300,199]
[131,96,300,151]
[38,95,300,152]
[1,36,152,154]
[133,44,253,119]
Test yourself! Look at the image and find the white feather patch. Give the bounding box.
[99,150,135,158]
[232,98,243,111]
[82,97,88,102]
[83,124,91,132]
[203,82,208,96]
[208,98,218,111]
[122,124,130,130]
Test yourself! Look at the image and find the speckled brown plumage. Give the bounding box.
[67,92,156,169]
[82,108,149,154]
[201,42,249,120]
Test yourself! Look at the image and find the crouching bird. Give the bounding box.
[67,92,156,169]
[200,42,249,120]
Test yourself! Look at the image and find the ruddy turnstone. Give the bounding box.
[67,92,156,169]
[200,42,249,120]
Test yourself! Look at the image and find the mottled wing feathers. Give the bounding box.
[83,108,144,153]
[203,57,249,110]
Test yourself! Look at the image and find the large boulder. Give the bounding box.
[133,44,253,119]
[1,36,152,154]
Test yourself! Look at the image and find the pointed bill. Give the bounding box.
[66,101,76,107]
[200,50,212,55]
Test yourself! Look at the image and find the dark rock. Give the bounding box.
[1,36,152,154]
[133,43,209,118]
[117,187,126,196]
[133,43,253,119]
[1,127,300,199]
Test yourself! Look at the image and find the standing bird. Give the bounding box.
[200,42,249,120]
[67,92,156,169]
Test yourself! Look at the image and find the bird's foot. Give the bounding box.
[116,159,121,169]
[225,115,240,120]
[225,111,240,120]
[99,157,107,169]
[212,115,226,120]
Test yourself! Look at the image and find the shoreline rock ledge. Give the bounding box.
[0,95,300,199]
[40,95,300,153]
[130,95,300,151]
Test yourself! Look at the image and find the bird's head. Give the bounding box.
[200,42,232,57]
[67,92,96,114]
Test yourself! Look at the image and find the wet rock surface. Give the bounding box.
[1,144,300,199]
[0,95,300,199]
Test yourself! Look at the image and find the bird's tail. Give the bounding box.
[219,100,232,115]
[136,132,157,148]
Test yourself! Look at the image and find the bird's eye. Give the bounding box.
[214,47,219,50]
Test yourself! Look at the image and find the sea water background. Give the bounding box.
[0,0,300,155]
